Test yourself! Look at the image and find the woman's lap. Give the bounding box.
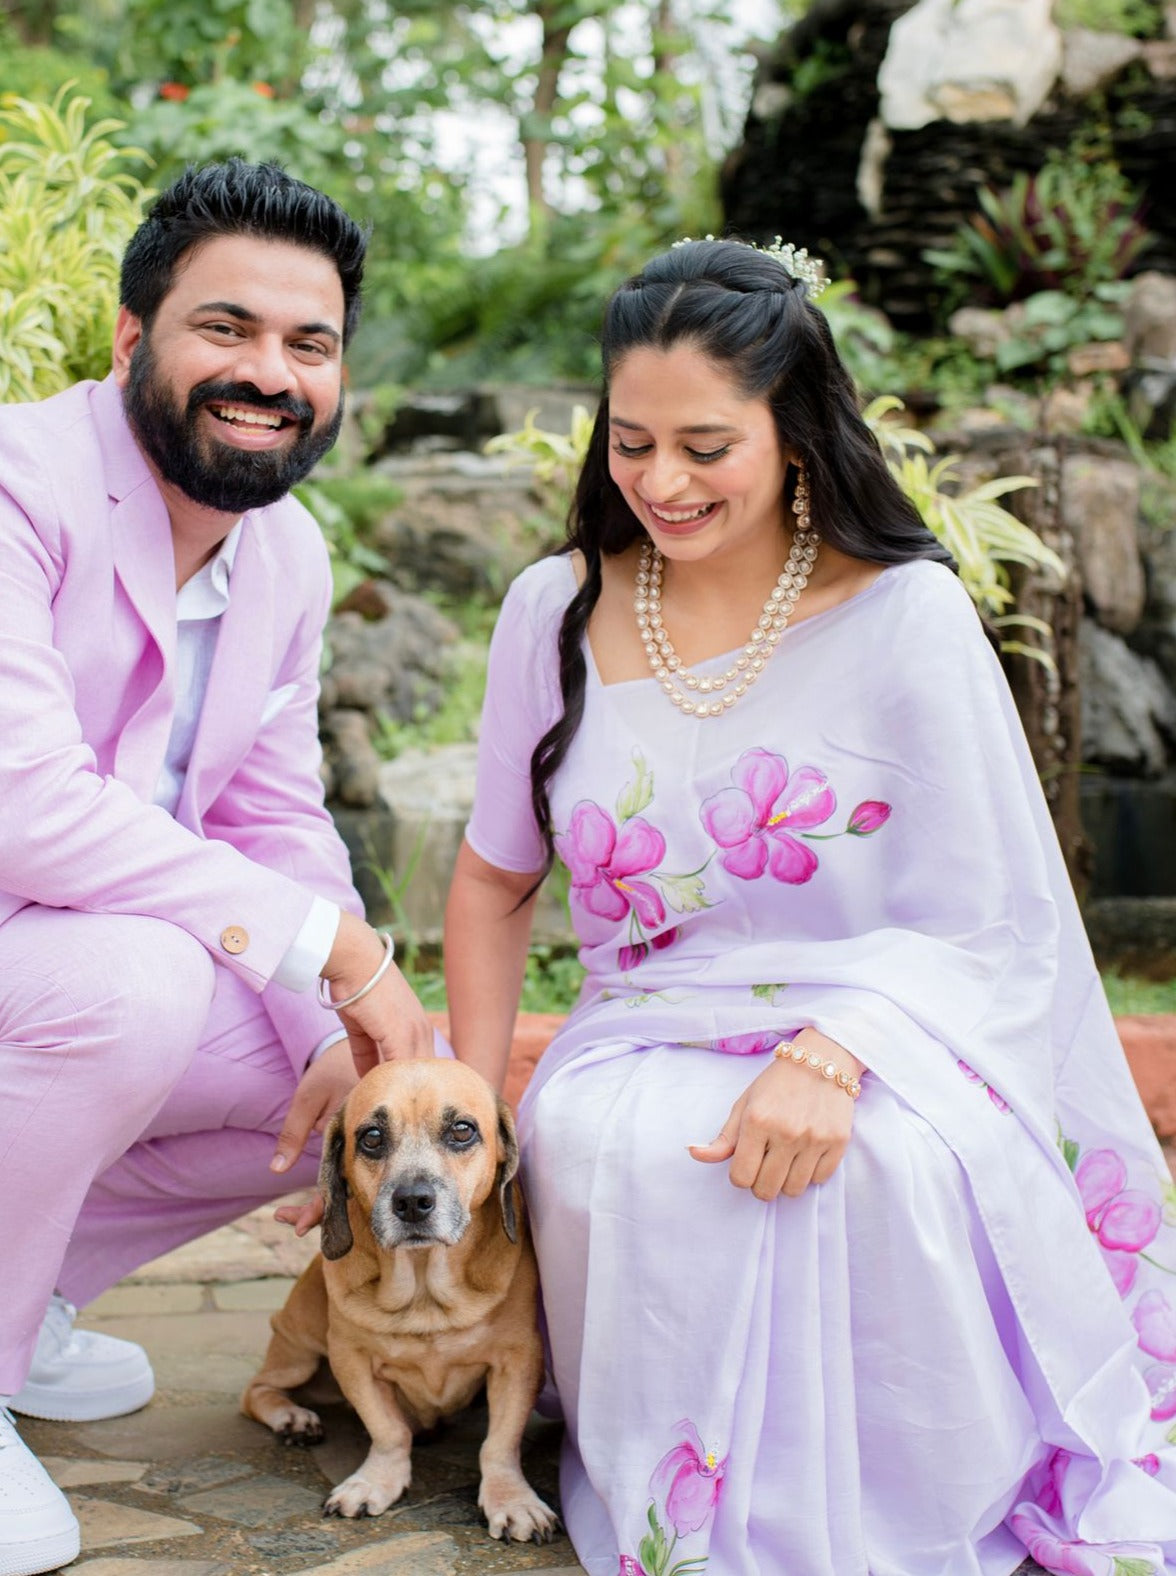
[522,1042,1041,1576]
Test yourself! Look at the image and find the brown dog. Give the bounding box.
[241,1058,557,1542]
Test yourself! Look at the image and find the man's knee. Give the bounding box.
[1,911,216,1095]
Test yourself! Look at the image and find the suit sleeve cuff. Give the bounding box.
[272,896,341,992]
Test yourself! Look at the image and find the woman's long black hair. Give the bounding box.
[527,237,951,878]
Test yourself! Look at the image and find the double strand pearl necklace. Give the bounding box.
[633,480,821,718]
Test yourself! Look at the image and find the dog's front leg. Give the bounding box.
[478,1358,559,1543]
[322,1338,413,1518]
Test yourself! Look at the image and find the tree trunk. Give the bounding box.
[523,0,573,232]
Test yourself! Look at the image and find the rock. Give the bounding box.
[878,0,1061,130]
[1040,386,1093,434]
[1065,341,1130,377]
[1135,514,1176,689]
[321,709,383,808]
[1124,271,1176,362]
[947,306,1010,359]
[1121,362,1176,441]
[1080,619,1176,776]
[1060,27,1142,96]
[1083,896,1176,979]
[322,591,458,727]
[1061,454,1145,634]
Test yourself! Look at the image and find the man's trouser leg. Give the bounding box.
[57,965,322,1308]
[0,908,216,1395]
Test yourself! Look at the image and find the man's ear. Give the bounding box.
[112,306,143,388]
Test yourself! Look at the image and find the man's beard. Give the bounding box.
[123,337,344,513]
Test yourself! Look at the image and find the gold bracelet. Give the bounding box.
[773,1039,863,1100]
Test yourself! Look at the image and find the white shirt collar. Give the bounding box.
[176,520,243,621]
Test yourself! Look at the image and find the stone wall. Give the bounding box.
[721,0,1176,329]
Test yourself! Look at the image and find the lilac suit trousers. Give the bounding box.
[0,904,322,1393]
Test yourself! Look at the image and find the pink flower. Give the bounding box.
[557,802,666,928]
[847,800,891,835]
[1136,1453,1161,1476]
[650,1419,726,1536]
[618,927,679,972]
[1035,1447,1075,1518]
[1132,1290,1176,1420]
[701,748,835,885]
[618,1559,649,1576]
[714,1030,780,1055]
[957,1059,1010,1112]
[1075,1149,1161,1297]
[1008,1512,1107,1576]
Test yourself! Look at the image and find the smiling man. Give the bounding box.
[0,161,436,1576]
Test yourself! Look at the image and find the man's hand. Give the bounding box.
[688,1029,862,1199]
[269,1037,358,1179]
[320,913,436,1077]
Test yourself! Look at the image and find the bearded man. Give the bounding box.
[0,159,436,1576]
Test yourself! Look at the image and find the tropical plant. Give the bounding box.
[989,284,1132,375]
[1054,0,1164,35]
[484,402,596,522]
[863,396,1064,663]
[0,88,152,404]
[924,151,1151,312]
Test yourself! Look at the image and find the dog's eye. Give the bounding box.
[446,1120,478,1147]
[356,1126,385,1155]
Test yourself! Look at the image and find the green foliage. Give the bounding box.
[1054,0,1164,35]
[990,283,1132,376]
[293,469,402,606]
[370,636,489,761]
[864,396,1064,660]
[484,402,595,524]
[0,89,152,403]
[924,152,1151,312]
[1101,970,1176,1015]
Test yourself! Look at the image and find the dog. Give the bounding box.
[241,1058,558,1543]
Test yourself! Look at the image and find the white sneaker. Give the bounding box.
[0,1408,80,1576]
[8,1296,154,1423]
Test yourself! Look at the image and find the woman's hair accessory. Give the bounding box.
[672,234,826,299]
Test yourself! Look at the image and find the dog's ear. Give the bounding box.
[318,1111,353,1261]
[495,1095,521,1244]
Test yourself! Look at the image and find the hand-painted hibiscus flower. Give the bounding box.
[649,1419,727,1536]
[1074,1148,1161,1297]
[557,801,666,927]
[700,748,835,885]
[1132,1288,1176,1421]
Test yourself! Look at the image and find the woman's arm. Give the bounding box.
[444,839,545,1091]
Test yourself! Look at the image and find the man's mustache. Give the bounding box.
[188,381,315,427]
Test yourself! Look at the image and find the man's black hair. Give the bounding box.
[119,159,367,345]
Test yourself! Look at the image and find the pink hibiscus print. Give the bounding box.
[557,802,666,928]
[700,748,835,885]
[1075,1148,1161,1297]
[713,1030,781,1055]
[619,927,680,972]
[618,1559,650,1576]
[847,800,891,835]
[650,1419,727,1536]
[1008,1512,1109,1575]
[1132,1289,1176,1420]
[957,1059,1010,1113]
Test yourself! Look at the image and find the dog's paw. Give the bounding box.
[480,1476,560,1543]
[323,1462,410,1519]
[266,1402,324,1445]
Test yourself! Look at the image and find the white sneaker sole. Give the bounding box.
[8,1371,154,1423]
[0,1523,80,1576]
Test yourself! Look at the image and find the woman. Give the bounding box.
[443,237,1176,1574]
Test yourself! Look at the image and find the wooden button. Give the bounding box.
[220,926,249,955]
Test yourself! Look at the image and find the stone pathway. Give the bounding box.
[23,1193,580,1575]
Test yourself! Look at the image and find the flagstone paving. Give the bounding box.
[20,1191,580,1575]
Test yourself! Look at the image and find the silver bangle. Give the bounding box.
[318,932,395,1012]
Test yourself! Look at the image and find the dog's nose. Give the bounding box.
[391,1183,436,1223]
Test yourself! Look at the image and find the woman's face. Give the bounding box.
[606,341,791,566]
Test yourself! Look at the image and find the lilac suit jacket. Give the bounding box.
[0,374,362,1072]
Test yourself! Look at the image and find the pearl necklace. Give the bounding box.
[633,486,820,718]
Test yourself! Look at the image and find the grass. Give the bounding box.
[1101,970,1176,1016]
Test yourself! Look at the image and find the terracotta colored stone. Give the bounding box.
[1118,1015,1176,1138]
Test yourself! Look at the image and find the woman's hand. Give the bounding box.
[688,1029,863,1199]
[321,911,436,1078]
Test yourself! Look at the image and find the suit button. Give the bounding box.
[220,926,249,955]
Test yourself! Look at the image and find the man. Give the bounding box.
[0,159,434,1576]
